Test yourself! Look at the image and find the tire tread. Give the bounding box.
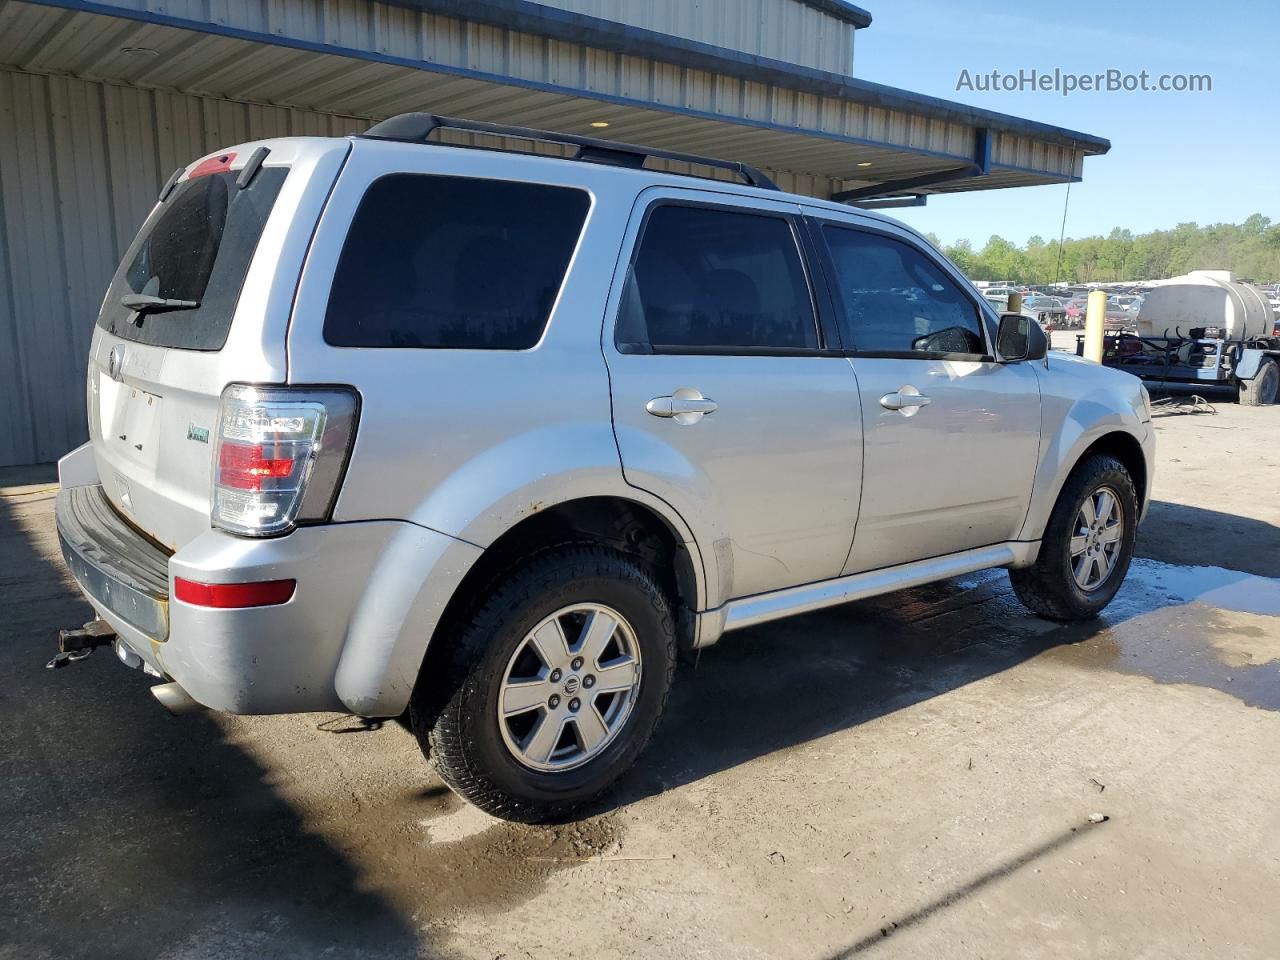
[416,545,676,823]
[1009,454,1137,622]
[1238,358,1278,407]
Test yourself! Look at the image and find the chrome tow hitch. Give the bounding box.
[46,619,117,670]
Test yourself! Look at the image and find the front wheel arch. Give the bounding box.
[1010,453,1139,621]
[1071,431,1148,510]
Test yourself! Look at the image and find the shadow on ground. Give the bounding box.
[604,496,1280,809]
[2,488,1275,957]
[0,491,423,960]
[1139,500,1279,578]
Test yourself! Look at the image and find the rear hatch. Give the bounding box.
[88,139,348,550]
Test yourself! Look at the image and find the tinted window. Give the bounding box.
[617,205,818,352]
[823,226,986,356]
[324,174,590,349]
[98,168,288,350]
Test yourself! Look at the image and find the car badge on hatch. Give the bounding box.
[107,345,125,382]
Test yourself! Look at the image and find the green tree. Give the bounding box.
[940,216,1280,284]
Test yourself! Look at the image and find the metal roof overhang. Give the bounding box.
[0,0,1108,200]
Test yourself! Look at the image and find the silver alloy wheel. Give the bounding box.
[497,603,643,773]
[1070,485,1124,592]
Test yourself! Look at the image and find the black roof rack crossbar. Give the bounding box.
[359,113,779,191]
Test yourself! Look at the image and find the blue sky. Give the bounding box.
[853,0,1278,247]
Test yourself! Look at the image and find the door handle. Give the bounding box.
[646,388,718,424]
[879,385,931,416]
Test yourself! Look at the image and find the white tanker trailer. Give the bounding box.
[1079,271,1280,405]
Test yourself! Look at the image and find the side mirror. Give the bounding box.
[996,313,1048,362]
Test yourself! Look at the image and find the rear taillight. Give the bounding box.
[212,384,359,537]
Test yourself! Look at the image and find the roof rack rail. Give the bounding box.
[359,113,779,191]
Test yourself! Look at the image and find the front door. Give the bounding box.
[606,190,863,602]
[808,214,1042,574]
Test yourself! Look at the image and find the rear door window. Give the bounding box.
[98,167,289,350]
[323,174,590,350]
[615,204,820,353]
[822,225,987,357]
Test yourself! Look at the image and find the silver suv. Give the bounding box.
[55,115,1154,822]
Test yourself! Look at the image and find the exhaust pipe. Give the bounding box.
[151,682,207,716]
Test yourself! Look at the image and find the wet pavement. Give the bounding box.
[2,404,1278,959]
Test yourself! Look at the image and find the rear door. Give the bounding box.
[805,212,1042,574]
[605,189,863,602]
[88,139,348,549]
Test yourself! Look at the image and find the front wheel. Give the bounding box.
[1010,454,1138,621]
[1239,358,1279,406]
[412,545,676,823]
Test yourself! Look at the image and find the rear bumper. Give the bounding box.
[56,484,170,643]
[56,482,474,716]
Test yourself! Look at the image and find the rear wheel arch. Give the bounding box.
[417,543,678,821]
[412,495,702,714]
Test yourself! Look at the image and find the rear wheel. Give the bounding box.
[412,545,676,823]
[1009,454,1138,621]
[1239,358,1279,406]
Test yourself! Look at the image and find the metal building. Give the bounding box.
[0,0,1109,466]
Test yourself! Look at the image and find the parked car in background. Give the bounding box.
[983,292,1012,312]
[53,115,1156,823]
[1262,285,1280,317]
[1105,298,1137,330]
[1111,295,1143,315]
[1065,295,1090,327]
[1020,295,1066,333]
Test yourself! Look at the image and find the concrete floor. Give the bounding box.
[2,403,1278,960]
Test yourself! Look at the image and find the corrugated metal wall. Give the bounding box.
[33,1,902,162]
[0,1,1090,465]
[4,1,1054,190]
[532,0,856,74]
[0,66,367,465]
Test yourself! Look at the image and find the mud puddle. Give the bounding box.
[334,787,622,924]
[1043,558,1280,709]
[838,557,1280,710]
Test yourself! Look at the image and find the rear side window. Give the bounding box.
[323,174,590,349]
[616,204,819,353]
[98,168,289,350]
[822,226,986,357]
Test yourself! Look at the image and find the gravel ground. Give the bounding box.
[2,397,1278,960]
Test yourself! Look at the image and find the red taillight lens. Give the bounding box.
[174,577,296,608]
[211,385,359,537]
[217,442,298,491]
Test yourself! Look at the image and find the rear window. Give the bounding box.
[97,167,289,350]
[322,174,590,350]
[615,204,819,353]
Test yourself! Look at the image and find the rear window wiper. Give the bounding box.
[120,293,200,315]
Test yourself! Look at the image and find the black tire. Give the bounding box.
[1238,358,1279,406]
[411,545,676,823]
[1009,454,1138,621]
